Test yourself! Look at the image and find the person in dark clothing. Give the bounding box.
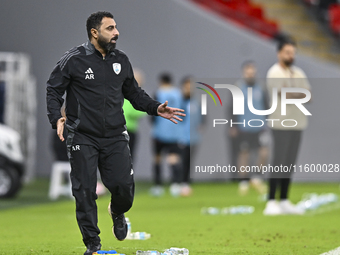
[228,61,269,196]
[150,73,183,197]
[0,80,5,124]
[46,11,185,255]
[178,76,202,197]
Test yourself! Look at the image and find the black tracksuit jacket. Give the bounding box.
[46,41,161,138]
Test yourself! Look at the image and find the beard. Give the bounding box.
[245,77,256,86]
[97,34,118,53]
[283,58,294,67]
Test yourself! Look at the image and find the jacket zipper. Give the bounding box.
[103,56,107,137]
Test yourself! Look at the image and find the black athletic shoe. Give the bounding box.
[108,203,128,241]
[84,241,101,255]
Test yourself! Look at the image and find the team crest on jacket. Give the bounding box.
[113,63,121,75]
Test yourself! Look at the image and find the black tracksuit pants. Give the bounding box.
[66,129,134,246]
[268,129,302,200]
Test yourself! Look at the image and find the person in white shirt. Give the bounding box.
[263,39,311,215]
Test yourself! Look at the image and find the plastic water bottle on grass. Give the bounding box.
[126,217,131,235]
[136,248,188,255]
[128,231,151,240]
[124,218,151,240]
[201,207,220,215]
[228,206,254,214]
[325,193,338,203]
[136,251,160,255]
[165,247,189,254]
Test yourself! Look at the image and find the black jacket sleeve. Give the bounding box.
[46,56,71,129]
[151,93,159,123]
[122,60,161,116]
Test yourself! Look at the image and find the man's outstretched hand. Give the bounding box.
[157,101,186,124]
[57,117,66,141]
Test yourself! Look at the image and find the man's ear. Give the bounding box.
[91,28,98,39]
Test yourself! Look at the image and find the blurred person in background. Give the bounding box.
[227,85,240,182]
[232,61,268,196]
[151,73,183,197]
[46,11,185,255]
[178,76,202,197]
[123,69,146,159]
[263,39,311,215]
[0,77,5,123]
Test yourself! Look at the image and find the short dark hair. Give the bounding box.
[181,75,192,86]
[86,11,114,39]
[159,72,173,84]
[277,38,296,52]
[241,60,255,70]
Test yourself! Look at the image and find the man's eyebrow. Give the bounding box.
[106,25,116,29]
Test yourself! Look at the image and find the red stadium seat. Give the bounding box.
[191,0,279,39]
[329,4,340,34]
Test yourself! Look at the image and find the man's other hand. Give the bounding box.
[57,117,66,141]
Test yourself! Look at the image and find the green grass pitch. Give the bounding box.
[0,180,339,254]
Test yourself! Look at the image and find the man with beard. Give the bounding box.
[231,61,268,196]
[263,39,311,215]
[46,11,185,255]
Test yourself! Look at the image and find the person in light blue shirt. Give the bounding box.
[178,77,201,146]
[151,73,183,196]
[231,61,269,195]
[237,81,266,133]
[178,76,203,196]
[0,80,5,124]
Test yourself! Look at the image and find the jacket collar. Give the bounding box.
[83,40,96,55]
[83,40,116,56]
